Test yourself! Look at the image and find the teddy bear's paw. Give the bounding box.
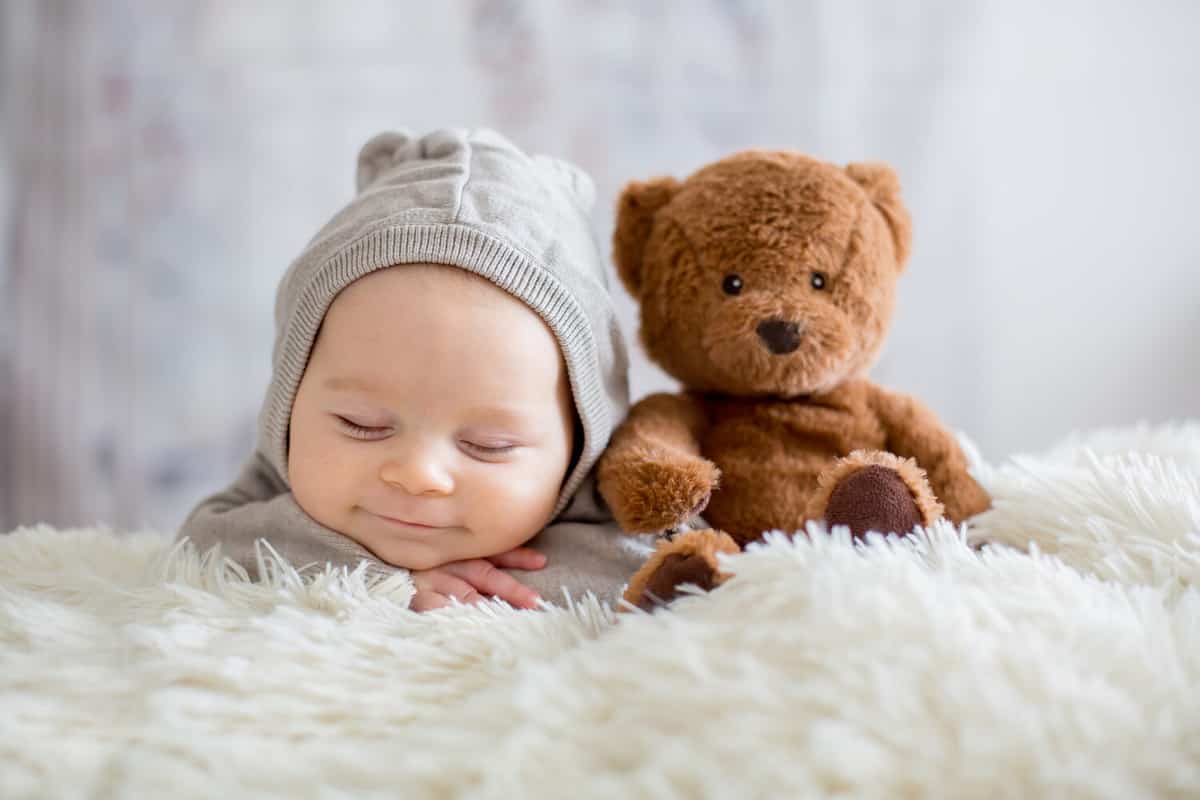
[605,455,718,535]
[824,464,927,539]
[622,529,739,611]
[632,552,718,610]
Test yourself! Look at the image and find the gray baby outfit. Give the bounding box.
[176,128,647,607]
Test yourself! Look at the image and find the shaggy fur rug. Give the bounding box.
[3,423,1200,799]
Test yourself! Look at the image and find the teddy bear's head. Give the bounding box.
[613,151,912,397]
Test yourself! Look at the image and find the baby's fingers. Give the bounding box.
[486,547,546,571]
[441,559,542,609]
[410,590,451,613]
[411,572,484,612]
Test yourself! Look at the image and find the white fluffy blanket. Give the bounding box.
[3,423,1200,799]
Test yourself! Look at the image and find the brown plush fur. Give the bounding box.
[600,150,991,609]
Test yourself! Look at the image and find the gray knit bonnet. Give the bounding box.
[255,128,630,517]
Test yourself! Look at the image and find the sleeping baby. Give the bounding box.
[176,128,646,611]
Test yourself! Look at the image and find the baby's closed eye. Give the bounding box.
[331,413,530,461]
[460,440,517,455]
[335,415,391,439]
[458,438,525,463]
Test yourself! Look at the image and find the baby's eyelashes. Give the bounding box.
[333,417,530,460]
[335,415,392,440]
[331,414,526,460]
[459,440,520,461]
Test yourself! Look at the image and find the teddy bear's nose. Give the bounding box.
[756,318,802,355]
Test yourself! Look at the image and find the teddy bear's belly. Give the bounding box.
[700,416,885,543]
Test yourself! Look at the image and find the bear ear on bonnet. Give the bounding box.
[611,176,682,298]
[844,161,913,269]
[355,130,415,194]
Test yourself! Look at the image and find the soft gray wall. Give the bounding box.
[2,0,1198,533]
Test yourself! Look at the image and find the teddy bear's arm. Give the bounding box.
[596,392,720,534]
[869,386,991,524]
[609,392,710,455]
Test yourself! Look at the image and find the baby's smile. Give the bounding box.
[367,514,446,530]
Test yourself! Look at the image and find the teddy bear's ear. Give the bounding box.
[612,176,681,297]
[845,162,912,268]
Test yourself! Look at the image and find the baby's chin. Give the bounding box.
[359,537,458,571]
[358,529,538,572]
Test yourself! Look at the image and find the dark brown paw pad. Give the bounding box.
[825,465,923,539]
[635,552,720,611]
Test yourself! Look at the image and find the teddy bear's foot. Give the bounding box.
[622,529,740,611]
[810,450,945,539]
[826,465,924,538]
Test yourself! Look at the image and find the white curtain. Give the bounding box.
[3,0,1198,532]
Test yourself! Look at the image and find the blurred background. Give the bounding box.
[2,0,1198,534]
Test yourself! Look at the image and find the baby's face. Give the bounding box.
[287,263,574,571]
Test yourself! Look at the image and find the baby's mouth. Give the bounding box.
[367,511,452,530]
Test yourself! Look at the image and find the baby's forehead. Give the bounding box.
[334,262,532,315]
[315,263,568,393]
[321,369,540,409]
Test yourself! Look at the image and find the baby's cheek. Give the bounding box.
[289,442,360,531]
[290,464,342,530]
[469,466,561,540]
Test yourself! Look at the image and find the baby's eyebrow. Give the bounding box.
[462,405,537,430]
[323,376,377,393]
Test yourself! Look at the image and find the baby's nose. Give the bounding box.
[379,456,454,497]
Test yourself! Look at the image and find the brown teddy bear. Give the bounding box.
[597,149,991,610]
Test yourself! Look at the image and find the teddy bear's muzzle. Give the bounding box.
[756,317,803,355]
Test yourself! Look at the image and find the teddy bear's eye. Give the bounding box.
[810,272,827,290]
[722,274,744,295]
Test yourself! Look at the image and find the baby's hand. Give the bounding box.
[409,547,547,612]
